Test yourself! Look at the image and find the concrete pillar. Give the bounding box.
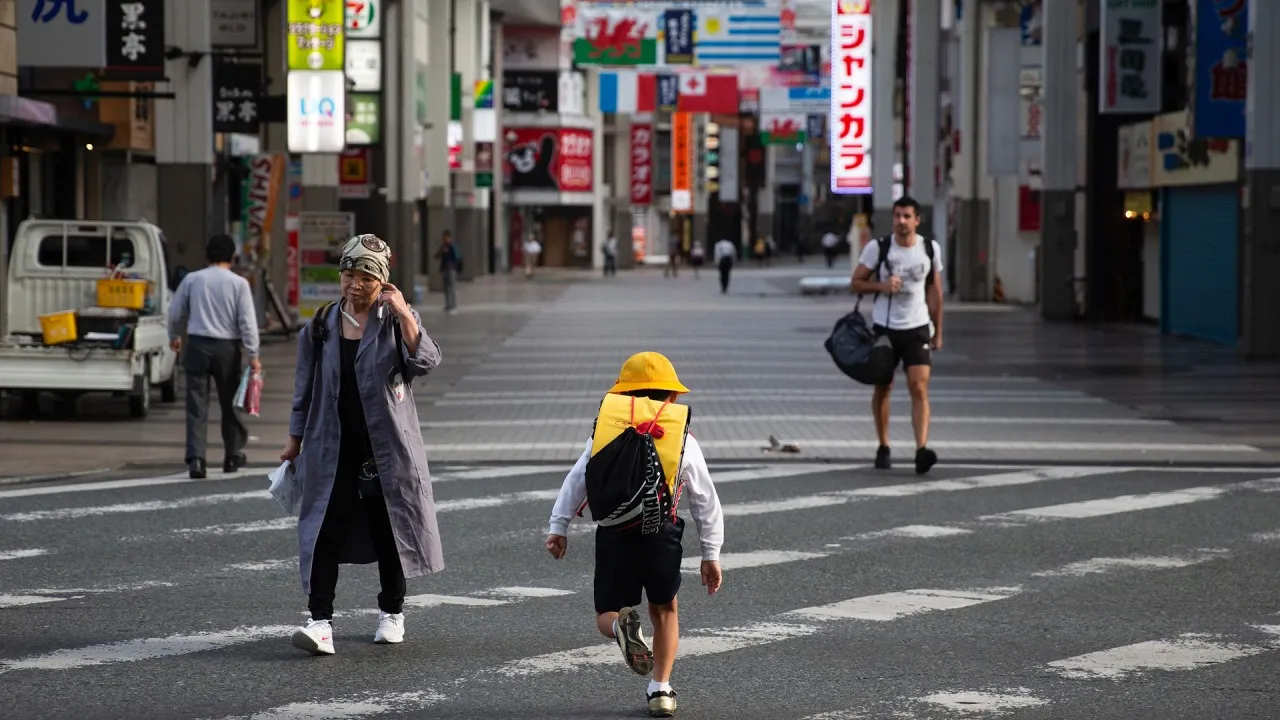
[450,0,487,282]
[1037,0,1077,321]
[156,0,215,271]
[612,113,637,270]
[490,11,507,274]
[871,0,900,238]
[1242,1,1280,358]
[382,0,425,291]
[588,69,607,271]
[907,0,940,237]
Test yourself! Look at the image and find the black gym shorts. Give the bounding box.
[873,323,933,368]
[593,517,685,614]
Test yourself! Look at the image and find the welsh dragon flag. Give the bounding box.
[761,113,806,145]
[573,7,659,66]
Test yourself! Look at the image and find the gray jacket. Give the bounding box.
[289,306,445,593]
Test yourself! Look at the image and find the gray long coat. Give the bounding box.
[288,306,445,594]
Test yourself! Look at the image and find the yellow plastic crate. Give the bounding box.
[96,278,148,310]
[39,310,77,345]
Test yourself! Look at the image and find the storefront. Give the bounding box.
[503,121,596,269]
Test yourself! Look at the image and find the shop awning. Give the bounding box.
[0,95,116,140]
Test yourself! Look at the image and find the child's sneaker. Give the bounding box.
[614,606,654,675]
[291,619,334,655]
[374,612,404,644]
[647,689,677,717]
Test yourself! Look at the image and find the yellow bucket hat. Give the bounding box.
[608,352,690,395]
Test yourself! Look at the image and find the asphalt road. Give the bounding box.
[2,459,1279,719]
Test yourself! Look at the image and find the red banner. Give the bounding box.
[504,127,594,192]
[629,123,653,205]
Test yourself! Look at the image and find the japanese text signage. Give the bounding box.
[213,59,262,135]
[556,129,594,192]
[663,9,693,64]
[18,0,107,67]
[211,0,259,48]
[287,0,345,71]
[630,123,653,205]
[1192,0,1247,139]
[657,74,680,112]
[503,128,594,193]
[671,111,693,213]
[502,70,559,113]
[106,0,165,79]
[345,38,382,91]
[1099,0,1161,115]
[287,70,346,153]
[830,0,873,194]
[346,93,380,145]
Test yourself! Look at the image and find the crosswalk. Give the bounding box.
[2,460,1279,718]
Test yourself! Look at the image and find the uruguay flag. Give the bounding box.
[598,71,657,114]
[693,9,782,64]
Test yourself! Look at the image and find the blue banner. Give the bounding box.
[806,114,825,142]
[663,9,694,65]
[657,74,680,112]
[1193,0,1248,138]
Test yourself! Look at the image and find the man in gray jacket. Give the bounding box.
[168,234,261,479]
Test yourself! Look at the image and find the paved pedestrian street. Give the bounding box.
[2,461,1280,719]
[2,266,1279,718]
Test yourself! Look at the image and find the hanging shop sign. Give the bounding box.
[344,0,379,38]
[211,0,259,48]
[1191,0,1247,138]
[670,111,693,213]
[830,0,873,194]
[213,59,262,135]
[346,92,380,145]
[504,127,594,193]
[17,0,107,67]
[1099,0,1162,114]
[105,0,166,79]
[345,38,381,91]
[287,70,346,153]
[630,123,653,206]
[503,70,559,113]
[287,0,345,71]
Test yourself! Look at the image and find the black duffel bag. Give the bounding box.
[824,309,896,386]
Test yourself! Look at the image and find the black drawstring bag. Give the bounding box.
[583,400,673,535]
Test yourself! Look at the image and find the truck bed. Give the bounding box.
[0,316,171,393]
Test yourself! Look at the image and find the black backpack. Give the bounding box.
[309,301,408,381]
[582,399,686,535]
[868,235,936,300]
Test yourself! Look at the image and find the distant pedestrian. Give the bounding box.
[603,232,618,276]
[281,234,445,655]
[545,352,723,718]
[523,235,542,278]
[713,237,735,294]
[663,234,680,278]
[821,230,839,268]
[690,240,704,279]
[167,234,260,480]
[850,196,944,474]
[436,230,461,314]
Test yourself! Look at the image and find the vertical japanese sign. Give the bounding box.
[670,112,693,213]
[630,123,653,206]
[1099,0,1161,114]
[287,0,345,70]
[105,0,165,79]
[213,59,262,134]
[18,0,107,67]
[830,0,872,194]
[1192,0,1247,138]
[657,74,680,112]
[663,9,693,64]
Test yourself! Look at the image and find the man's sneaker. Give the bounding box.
[374,612,405,644]
[647,689,678,717]
[291,619,335,655]
[915,446,938,475]
[615,606,654,675]
[874,445,891,469]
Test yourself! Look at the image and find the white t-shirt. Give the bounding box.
[857,235,943,330]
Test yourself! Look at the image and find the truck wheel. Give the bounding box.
[128,372,151,418]
[160,373,177,403]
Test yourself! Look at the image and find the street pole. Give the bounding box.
[1038,0,1078,321]
[1242,0,1280,357]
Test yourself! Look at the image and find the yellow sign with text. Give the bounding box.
[287,0,346,71]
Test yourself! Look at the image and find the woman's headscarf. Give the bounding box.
[339,234,392,283]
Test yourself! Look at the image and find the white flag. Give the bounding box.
[679,72,707,96]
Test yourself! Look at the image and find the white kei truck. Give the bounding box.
[0,219,179,418]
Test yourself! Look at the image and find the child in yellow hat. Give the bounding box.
[545,351,724,718]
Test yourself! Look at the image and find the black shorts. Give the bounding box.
[873,324,933,369]
[593,517,685,613]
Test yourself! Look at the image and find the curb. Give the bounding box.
[0,467,114,486]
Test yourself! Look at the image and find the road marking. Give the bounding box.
[786,588,1018,622]
[919,689,1050,713]
[424,415,1170,429]
[224,559,295,572]
[1045,628,1280,680]
[174,518,294,536]
[855,525,974,539]
[680,550,830,573]
[0,548,50,561]
[1030,553,1225,578]
[441,378,1050,397]
[0,470,261,500]
[0,594,78,608]
[493,586,1017,678]
[0,624,296,673]
[432,394,1109,407]
[722,467,1126,517]
[215,691,449,720]
[419,439,1257,453]
[0,490,265,522]
[433,466,560,483]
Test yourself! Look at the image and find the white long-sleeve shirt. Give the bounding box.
[547,434,724,561]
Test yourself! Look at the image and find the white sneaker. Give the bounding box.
[291,619,335,655]
[374,611,405,644]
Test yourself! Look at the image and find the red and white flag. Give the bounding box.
[676,72,739,114]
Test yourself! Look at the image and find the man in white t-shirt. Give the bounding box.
[850,196,944,474]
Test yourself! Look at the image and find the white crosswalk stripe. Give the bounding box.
[3,461,1279,719]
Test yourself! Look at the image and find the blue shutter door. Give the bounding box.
[1160,186,1238,346]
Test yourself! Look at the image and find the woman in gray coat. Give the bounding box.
[280,234,445,656]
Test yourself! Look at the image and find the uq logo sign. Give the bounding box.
[287,70,346,153]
